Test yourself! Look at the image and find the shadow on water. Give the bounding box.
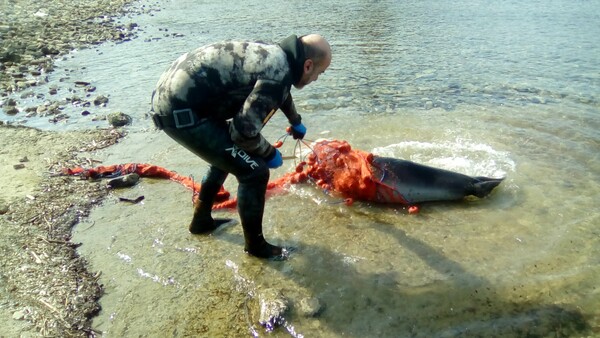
[369,222,589,337]
[211,218,590,337]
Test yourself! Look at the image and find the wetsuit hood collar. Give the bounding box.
[278,35,305,85]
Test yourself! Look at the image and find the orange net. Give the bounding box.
[271,139,408,205]
[62,163,231,205]
[63,139,410,209]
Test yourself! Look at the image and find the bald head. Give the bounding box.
[294,34,331,89]
[300,34,332,69]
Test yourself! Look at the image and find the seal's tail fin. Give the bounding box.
[473,177,504,198]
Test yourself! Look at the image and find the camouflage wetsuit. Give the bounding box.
[151,35,307,254]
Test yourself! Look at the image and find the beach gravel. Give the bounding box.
[0,0,139,94]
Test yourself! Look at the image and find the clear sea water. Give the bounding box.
[7,0,600,336]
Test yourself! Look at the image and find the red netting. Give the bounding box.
[62,163,230,204]
[277,139,409,205]
[63,139,409,209]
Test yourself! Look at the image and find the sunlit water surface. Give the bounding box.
[7,0,599,336]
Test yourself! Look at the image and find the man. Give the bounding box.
[151,34,332,259]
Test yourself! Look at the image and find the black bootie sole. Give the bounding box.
[189,218,233,234]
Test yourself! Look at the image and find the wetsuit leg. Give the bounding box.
[200,165,228,204]
[236,165,283,258]
[163,119,282,258]
[188,166,231,234]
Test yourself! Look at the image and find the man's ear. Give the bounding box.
[303,59,314,73]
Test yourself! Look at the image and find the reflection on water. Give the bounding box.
[55,0,600,336]
[3,0,599,129]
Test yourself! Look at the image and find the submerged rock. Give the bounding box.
[298,297,323,317]
[93,95,109,106]
[4,106,19,115]
[258,288,288,331]
[107,111,132,127]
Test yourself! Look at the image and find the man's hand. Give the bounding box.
[290,122,307,140]
[265,149,283,169]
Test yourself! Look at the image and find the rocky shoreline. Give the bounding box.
[0,0,149,124]
[0,0,139,91]
[0,0,152,336]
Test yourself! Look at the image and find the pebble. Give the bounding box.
[12,309,26,320]
[93,95,109,106]
[108,111,132,127]
[258,288,288,331]
[0,201,9,215]
[36,105,48,114]
[4,98,17,106]
[107,173,140,189]
[4,106,19,115]
[298,297,323,317]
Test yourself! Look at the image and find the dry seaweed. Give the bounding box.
[0,127,125,337]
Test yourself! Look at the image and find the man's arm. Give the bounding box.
[229,79,285,158]
[279,93,302,126]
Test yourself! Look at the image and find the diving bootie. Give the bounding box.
[189,200,232,234]
[243,233,284,259]
[237,178,285,259]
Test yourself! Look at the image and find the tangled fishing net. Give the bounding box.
[64,134,504,215]
[63,138,412,209]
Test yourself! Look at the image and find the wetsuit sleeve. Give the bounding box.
[280,93,302,126]
[230,78,285,158]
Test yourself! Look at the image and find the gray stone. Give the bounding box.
[4,106,19,115]
[107,111,132,127]
[258,288,288,331]
[298,297,322,317]
[12,309,26,320]
[93,95,109,106]
[107,173,139,189]
[0,201,9,215]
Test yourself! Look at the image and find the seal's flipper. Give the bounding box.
[472,177,505,198]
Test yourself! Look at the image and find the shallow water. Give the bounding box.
[12,0,600,336]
